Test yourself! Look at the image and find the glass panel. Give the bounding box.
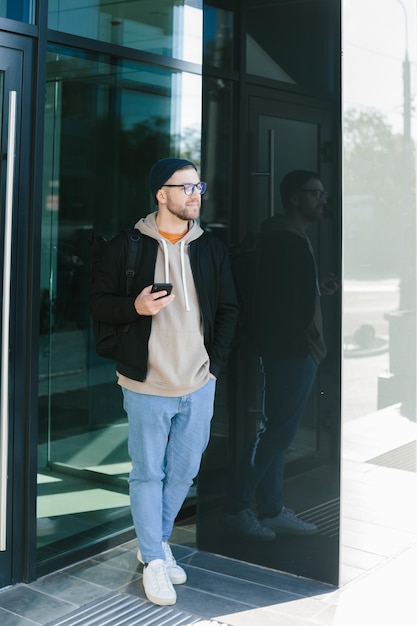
[37,45,202,558]
[48,0,203,64]
[0,70,3,167]
[342,0,417,584]
[200,76,233,235]
[0,0,34,22]
[0,70,4,570]
[246,0,337,93]
[203,2,234,69]
[198,86,341,586]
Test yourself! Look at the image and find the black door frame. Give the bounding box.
[0,30,38,588]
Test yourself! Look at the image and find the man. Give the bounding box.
[224,170,337,540]
[90,158,239,605]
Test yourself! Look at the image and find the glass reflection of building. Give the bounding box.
[38,3,205,566]
[0,0,416,593]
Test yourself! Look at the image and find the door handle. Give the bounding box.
[250,128,275,217]
[1,91,17,552]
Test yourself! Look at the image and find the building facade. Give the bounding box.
[0,0,416,590]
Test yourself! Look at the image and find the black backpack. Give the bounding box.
[89,228,142,359]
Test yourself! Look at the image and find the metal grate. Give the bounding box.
[300,498,340,538]
[367,441,417,473]
[45,593,229,626]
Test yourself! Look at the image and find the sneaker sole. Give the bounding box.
[143,587,177,606]
[274,529,319,537]
[271,526,319,536]
[169,571,187,585]
[236,529,276,541]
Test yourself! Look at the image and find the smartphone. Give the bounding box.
[325,275,339,283]
[322,275,339,290]
[151,283,173,299]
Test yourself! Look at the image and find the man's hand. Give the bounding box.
[320,272,339,295]
[134,285,175,316]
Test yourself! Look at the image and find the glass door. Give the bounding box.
[37,44,202,565]
[0,45,23,588]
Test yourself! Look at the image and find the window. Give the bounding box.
[37,44,202,557]
[48,0,203,64]
[0,0,34,22]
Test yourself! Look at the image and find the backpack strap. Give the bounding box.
[124,229,142,296]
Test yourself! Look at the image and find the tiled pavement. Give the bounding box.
[1,405,417,625]
[0,525,416,626]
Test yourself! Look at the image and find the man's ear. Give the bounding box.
[290,192,299,208]
[156,188,166,204]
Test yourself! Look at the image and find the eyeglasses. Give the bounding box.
[162,182,207,196]
[299,189,328,201]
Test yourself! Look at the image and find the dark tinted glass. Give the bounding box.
[246,0,337,93]
[48,0,202,64]
[0,0,33,22]
[204,3,234,69]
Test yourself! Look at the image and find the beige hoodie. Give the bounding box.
[117,212,210,396]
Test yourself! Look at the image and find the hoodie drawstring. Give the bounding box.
[161,239,170,283]
[180,240,191,311]
[160,238,191,312]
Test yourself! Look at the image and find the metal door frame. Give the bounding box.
[0,32,37,588]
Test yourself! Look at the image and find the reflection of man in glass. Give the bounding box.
[224,170,337,540]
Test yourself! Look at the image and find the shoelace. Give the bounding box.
[162,543,176,566]
[281,507,312,527]
[149,561,171,589]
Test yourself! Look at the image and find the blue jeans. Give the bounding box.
[122,378,216,563]
[230,356,317,518]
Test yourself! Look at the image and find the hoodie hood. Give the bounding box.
[135,211,204,310]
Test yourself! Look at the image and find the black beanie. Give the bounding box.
[280,169,320,207]
[149,157,197,202]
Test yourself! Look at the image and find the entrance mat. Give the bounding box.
[45,592,229,626]
[368,441,416,473]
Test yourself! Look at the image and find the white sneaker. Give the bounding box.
[262,506,318,535]
[142,559,176,606]
[162,541,187,584]
[222,508,276,541]
[137,543,187,585]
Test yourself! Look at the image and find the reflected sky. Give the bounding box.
[343,0,416,138]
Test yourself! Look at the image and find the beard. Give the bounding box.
[301,204,324,223]
[166,200,200,221]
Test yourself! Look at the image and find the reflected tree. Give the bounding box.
[344,107,415,279]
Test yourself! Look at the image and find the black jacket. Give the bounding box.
[253,216,325,361]
[90,230,239,381]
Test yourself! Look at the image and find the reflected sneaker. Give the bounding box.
[223,508,276,541]
[137,543,187,585]
[262,506,318,535]
[162,541,187,584]
[142,559,176,606]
